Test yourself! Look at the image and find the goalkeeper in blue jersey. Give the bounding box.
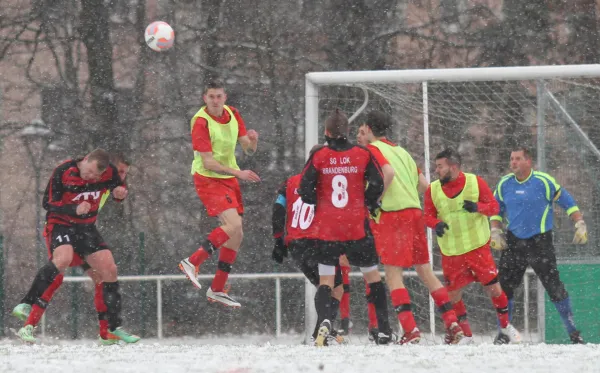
[490,147,587,344]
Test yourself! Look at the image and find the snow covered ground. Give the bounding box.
[1,335,599,373]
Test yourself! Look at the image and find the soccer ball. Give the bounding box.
[144,21,175,52]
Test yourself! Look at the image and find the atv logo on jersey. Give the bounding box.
[72,191,101,201]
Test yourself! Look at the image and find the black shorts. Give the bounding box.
[45,223,109,263]
[288,239,343,287]
[316,235,379,268]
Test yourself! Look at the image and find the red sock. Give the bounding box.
[391,288,417,333]
[453,299,472,337]
[25,273,64,327]
[94,283,109,338]
[492,292,509,328]
[211,247,237,292]
[431,287,458,328]
[364,279,378,329]
[189,227,230,266]
[339,266,351,319]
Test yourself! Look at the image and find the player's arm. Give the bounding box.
[423,185,449,237]
[366,145,393,193]
[43,164,78,215]
[474,176,500,217]
[364,150,384,214]
[298,154,319,205]
[233,108,258,155]
[107,164,127,202]
[551,179,587,243]
[418,171,428,194]
[490,187,506,230]
[272,180,288,239]
[271,179,288,263]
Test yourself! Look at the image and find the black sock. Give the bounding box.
[369,281,391,335]
[330,297,340,326]
[103,281,122,331]
[314,285,333,328]
[22,262,59,305]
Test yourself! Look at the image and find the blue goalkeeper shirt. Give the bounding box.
[491,170,579,239]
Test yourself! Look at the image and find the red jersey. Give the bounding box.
[191,106,248,153]
[276,174,319,245]
[298,138,384,241]
[423,171,499,228]
[43,159,125,226]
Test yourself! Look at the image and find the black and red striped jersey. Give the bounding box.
[43,159,124,226]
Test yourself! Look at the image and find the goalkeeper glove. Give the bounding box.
[435,222,449,238]
[490,228,507,251]
[367,201,381,219]
[463,200,478,213]
[573,220,588,245]
[271,237,288,264]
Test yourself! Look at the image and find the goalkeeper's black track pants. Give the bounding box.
[499,230,569,303]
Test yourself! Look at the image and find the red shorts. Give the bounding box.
[194,174,244,217]
[369,208,429,267]
[441,243,498,292]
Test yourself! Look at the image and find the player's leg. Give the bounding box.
[470,246,521,344]
[16,225,74,342]
[313,242,337,346]
[410,209,462,343]
[442,251,477,343]
[205,207,243,307]
[337,254,352,335]
[528,232,582,343]
[364,277,378,340]
[347,237,394,345]
[371,211,418,344]
[496,233,529,344]
[83,227,139,343]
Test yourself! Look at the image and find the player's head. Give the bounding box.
[110,152,131,182]
[362,111,392,139]
[81,148,110,181]
[324,108,349,139]
[510,146,533,177]
[435,148,462,185]
[203,80,227,113]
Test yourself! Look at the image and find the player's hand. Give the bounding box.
[271,237,287,264]
[490,228,507,250]
[76,202,91,215]
[247,129,259,142]
[367,201,381,219]
[463,200,478,213]
[236,170,261,182]
[573,220,588,245]
[435,222,449,238]
[113,186,128,200]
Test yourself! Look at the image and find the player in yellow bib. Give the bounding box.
[355,111,464,345]
[179,80,259,308]
[424,148,521,344]
[11,153,135,345]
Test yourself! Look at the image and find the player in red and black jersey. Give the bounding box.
[15,149,138,343]
[298,109,394,346]
[271,146,346,345]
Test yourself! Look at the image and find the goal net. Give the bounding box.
[305,65,600,344]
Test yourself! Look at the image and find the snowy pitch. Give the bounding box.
[1,335,599,373]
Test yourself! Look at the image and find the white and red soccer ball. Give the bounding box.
[145,21,175,52]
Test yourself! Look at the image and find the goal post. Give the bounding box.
[304,64,600,344]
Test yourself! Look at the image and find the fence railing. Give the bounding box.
[49,269,538,340]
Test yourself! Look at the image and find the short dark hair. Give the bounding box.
[435,148,462,166]
[512,146,534,160]
[364,111,392,137]
[204,80,225,94]
[86,148,111,172]
[110,152,130,166]
[324,108,349,138]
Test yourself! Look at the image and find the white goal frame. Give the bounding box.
[304,64,600,343]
